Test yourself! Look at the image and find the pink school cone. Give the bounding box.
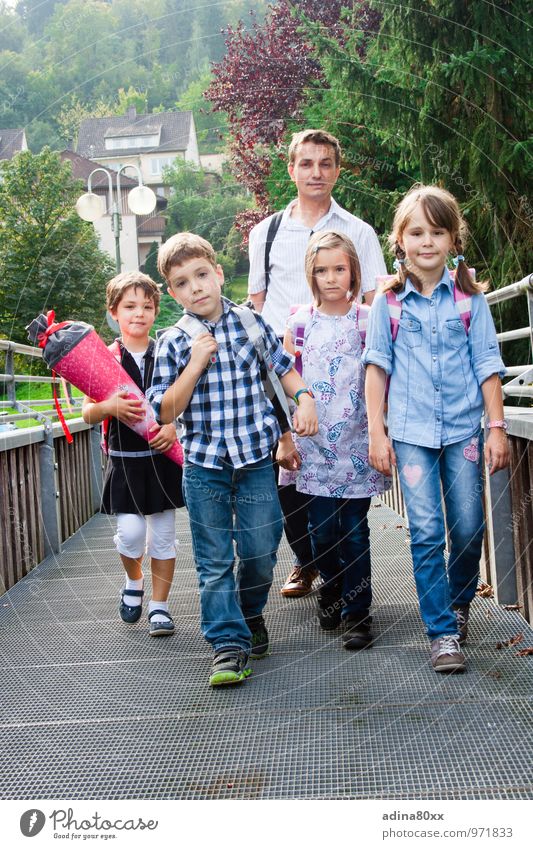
[56,330,183,466]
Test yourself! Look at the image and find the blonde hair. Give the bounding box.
[288,129,341,168]
[106,271,161,314]
[305,230,361,306]
[157,232,217,282]
[384,184,486,295]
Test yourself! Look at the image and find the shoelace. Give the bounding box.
[455,609,467,627]
[436,636,460,657]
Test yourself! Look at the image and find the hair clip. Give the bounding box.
[393,258,406,271]
[452,255,465,267]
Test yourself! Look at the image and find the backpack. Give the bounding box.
[264,210,284,292]
[289,302,370,376]
[176,305,293,432]
[379,268,473,341]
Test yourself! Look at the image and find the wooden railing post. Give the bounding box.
[39,429,61,557]
[484,458,518,606]
[89,424,103,514]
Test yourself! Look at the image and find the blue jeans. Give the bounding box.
[182,456,283,653]
[393,432,485,640]
[307,496,372,621]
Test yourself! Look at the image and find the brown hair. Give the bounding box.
[384,184,486,295]
[157,232,217,282]
[106,271,161,314]
[288,129,341,168]
[305,230,361,306]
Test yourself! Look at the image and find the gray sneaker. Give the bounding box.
[430,635,466,673]
[453,604,470,643]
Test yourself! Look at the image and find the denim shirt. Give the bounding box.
[362,268,505,447]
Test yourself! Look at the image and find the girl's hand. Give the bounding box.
[369,432,396,476]
[108,391,144,425]
[276,433,302,471]
[189,332,218,372]
[485,428,510,475]
[292,396,318,436]
[148,422,177,452]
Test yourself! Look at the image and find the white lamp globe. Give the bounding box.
[127,185,157,215]
[75,192,104,222]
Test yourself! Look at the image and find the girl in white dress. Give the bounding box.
[278,231,389,649]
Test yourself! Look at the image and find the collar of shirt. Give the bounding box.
[183,296,232,329]
[280,196,351,231]
[396,266,452,301]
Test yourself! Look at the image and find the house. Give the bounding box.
[0,129,28,161]
[61,149,167,272]
[76,107,200,201]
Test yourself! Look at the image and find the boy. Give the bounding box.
[148,233,317,687]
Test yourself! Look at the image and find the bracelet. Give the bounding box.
[293,388,315,406]
[487,420,508,430]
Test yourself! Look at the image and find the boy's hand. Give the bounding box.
[292,395,318,436]
[148,422,177,452]
[189,332,218,372]
[276,433,302,471]
[485,428,509,475]
[107,391,144,425]
[368,432,396,476]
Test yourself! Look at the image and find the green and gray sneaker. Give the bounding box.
[247,615,270,659]
[209,647,252,687]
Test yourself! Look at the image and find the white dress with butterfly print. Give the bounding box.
[285,304,389,499]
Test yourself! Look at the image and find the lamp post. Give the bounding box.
[75,163,157,272]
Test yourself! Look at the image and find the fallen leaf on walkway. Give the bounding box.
[476,582,494,598]
[487,670,502,678]
[395,524,405,529]
[515,648,533,657]
[495,633,524,650]
[502,604,522,611]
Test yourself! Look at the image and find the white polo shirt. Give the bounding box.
[248,197,387,336]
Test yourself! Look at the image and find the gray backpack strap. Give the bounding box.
[233,305,293,431]
[176,314,217,368]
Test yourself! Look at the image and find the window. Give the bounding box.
[104,134,160,151]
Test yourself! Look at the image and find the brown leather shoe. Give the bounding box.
[280,566,318,597]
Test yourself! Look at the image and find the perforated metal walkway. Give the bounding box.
[1,503,532,800]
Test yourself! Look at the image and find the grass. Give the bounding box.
[225,274,248,304]
[0,382,84,429]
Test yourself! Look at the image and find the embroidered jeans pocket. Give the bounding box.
[446,318,467,348]
[399,316,422,348]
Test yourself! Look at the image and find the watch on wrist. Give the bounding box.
[293,388,315,406]
[487,419,508,430]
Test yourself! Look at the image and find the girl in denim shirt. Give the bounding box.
[363,185,509,673]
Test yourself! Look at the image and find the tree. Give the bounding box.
[0,148,114,343]
[163,159,252,276]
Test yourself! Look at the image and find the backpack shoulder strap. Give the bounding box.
[176,314,217,367]
[264,210,284,292]
[355,303,370,346]
[385,290,402,342]
[101,340,123,454]
[450,269,474,335]
[289,304,313,375]
[232,305,292,430]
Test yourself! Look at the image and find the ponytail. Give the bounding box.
[453,238,487,294]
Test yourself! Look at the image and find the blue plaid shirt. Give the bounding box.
[148,298,294,469]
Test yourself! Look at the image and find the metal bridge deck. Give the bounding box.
[1,504,532,800]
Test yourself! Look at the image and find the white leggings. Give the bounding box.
[114,510,177,560]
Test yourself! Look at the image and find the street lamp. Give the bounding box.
[75,163,157,272]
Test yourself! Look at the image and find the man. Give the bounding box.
[248,129,387,598]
